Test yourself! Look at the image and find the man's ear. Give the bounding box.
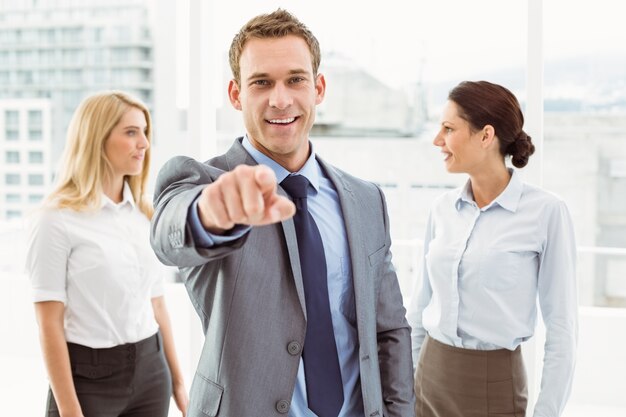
[228,79,242,111]
[315,73,326,105]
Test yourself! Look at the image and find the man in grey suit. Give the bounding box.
[150,9,414,417]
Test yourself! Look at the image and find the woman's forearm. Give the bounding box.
[152,296,185,385]
[35,302,83,417]
[152,296,189,415]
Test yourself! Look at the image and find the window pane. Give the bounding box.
[5,129,19,141]
[28,151,43,163]
[5,174,20,185]
[5,110,18,127]
[28,194,44,204]
[28,174,44,185]
[6,210,21,219]
[28,129,42,141]
[545,0,626,309]
[28,110,42,128]
[5,193,21,203]
[5,151,20,163]
[214,0,527,251]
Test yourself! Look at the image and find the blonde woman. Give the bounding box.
[26,91,188,417]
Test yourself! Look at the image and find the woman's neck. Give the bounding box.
[102,176,125,204]
[468,164,511,209]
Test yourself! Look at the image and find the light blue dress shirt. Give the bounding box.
[187,136,364,417]
[407,169,578,417]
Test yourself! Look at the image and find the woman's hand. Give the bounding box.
[172,380,189,416]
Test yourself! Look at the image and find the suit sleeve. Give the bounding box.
[374,187,416,417]
[150,155,249,268]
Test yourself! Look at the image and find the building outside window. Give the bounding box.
[5,193,21,203]
[27,173,44,186]
[28,194,44,204]
[28,129,42,141]
[5,151,20,163]
[5,129,19,141]
[5,210,21,219]
[28,151,43,163]
[4,109,18,127]
[28,110,42,128]
[5,173,20,185]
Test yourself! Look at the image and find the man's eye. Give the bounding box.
[253,80,269,86]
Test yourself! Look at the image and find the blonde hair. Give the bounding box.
[229,8,321,84]
[45,91,153,218]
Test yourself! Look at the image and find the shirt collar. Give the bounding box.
[455,168,522,213]
[101,181,135,210]
[242,134,320,193]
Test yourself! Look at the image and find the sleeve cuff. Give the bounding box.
[187,196,251,248]
[151,279,165,298]
[31,289,67,304]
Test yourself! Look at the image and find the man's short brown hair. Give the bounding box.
[228,9,321,84]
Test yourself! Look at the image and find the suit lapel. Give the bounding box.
[222,137,257,169]
[224,138,308,317]
[280,208,307,318]
[317,157,373,333]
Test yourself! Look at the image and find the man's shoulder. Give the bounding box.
[320,159,381,194]
[159,138,250,178]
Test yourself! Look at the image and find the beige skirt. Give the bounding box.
[415,335,528,417]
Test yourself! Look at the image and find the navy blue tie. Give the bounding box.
[281,174,344,417]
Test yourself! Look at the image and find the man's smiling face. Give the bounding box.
[228,35,326,171]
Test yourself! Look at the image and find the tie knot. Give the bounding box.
[281,174,310,199]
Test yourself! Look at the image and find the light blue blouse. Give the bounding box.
[407,169,578,417]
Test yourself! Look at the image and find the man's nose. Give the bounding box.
[269,83,293,110]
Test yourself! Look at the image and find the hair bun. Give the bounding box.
[508,131,536,168]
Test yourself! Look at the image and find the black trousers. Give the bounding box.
[46,332,172,417]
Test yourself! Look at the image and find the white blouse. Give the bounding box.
[26,183,164,348]
[407,170,578,417]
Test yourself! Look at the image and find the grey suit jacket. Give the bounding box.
[151,138,415,417]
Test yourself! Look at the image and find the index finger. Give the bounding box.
[254,165,278,198]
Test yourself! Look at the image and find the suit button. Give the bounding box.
[287,341,301,356]
[276,400,290,413]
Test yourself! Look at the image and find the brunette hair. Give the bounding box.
[449,80,535,168]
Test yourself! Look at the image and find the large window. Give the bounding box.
[543,0,626,311]
[212,0,527,248]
